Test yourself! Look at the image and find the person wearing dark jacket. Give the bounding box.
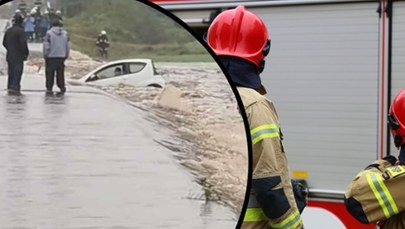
[43,19,70,94]
[2,14,29,92]
[37,15,49,42]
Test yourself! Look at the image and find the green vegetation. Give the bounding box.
[61,0,212,62]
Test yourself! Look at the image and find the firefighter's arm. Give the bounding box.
[344,155,399,224]
[247,100,303,228]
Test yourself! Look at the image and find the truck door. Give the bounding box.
[250,2,380,228]
[388,1,405,156]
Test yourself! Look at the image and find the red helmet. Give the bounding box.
[388,88,405,148]
[207,5,270,70]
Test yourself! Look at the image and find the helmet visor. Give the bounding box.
[388,113,400,131]
[262,39,271,57]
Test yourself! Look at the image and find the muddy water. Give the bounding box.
[0,89,236,228]
[101,63,248,211]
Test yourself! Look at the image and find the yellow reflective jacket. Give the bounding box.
[238,87,303,229]
[345,159,405,228]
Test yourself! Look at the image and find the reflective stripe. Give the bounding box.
[366,173,399,218]
[251,124,279,144]
[243,208,267,222]
[271,210,302,229]
[244,195,302,229]
[244,208,302,229]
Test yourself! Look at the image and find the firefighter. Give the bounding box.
[345,88,405,228]
[96,30,110,59]
[206,6,305,229]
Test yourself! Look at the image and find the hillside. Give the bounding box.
[61,0,213,62]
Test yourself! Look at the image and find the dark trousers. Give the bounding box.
[25,31,34,41]
[45,58,66,92]
[7,61,24,91]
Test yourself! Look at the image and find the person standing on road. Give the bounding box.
[23,13,35,42]
[345,88,405,228]
[2,14,29,93]
[39,12,50,39]
[33,9,43,42]
[43,19,70,94]
[207,6,306,229]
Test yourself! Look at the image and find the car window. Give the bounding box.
[128,63,146,74]
[96,64,124,79]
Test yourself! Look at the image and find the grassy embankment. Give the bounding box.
[65,31,213,62]
[62,1,213,62]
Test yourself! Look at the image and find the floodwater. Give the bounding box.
[0,18,239,229]
[0,82,236,228]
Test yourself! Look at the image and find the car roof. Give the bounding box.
[78,58,155,82]
[101,59,153,67]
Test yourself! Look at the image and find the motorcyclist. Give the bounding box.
[96,30,110,59]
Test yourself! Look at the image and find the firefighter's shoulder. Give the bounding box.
[237,86,273,109]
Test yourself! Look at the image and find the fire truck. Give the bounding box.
[152,0,405,228]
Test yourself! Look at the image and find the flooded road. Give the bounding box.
[0,75,236,228]
[0,16,245,228]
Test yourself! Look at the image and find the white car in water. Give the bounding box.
[69,59,165,88]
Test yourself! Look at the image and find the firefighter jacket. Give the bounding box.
[345,158,405,228]
[238,87,303,229]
